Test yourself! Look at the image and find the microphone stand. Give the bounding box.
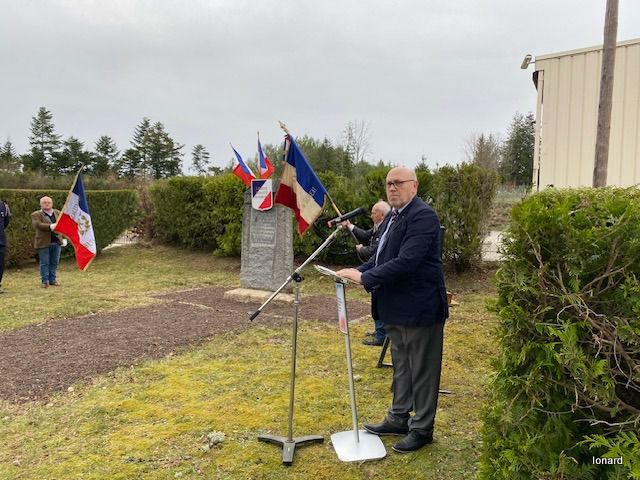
[250,225,345,466]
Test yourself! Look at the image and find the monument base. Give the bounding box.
[223,288,295,304]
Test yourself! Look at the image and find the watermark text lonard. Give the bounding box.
[592,456,623,465]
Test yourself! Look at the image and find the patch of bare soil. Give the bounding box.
[0,287,371,403]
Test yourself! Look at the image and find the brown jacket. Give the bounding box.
[31,209,63,249]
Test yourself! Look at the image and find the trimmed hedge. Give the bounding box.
[480,188,640,479]
[149,175,245,255]
[0,189,141,267]
[147,165,497,269]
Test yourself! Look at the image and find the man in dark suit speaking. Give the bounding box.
[337,166,448,453]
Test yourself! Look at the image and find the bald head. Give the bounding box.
[385,167,418,209]
[371,200,391,226]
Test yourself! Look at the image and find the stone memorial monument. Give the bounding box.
[239,189,293,293]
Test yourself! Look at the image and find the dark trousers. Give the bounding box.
[0,246,4,286]
[385,322,444,435]
[374,317,386,341]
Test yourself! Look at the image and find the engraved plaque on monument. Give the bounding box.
[240,190,293,291]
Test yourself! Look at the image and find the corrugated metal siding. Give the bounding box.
[534,39,640,188]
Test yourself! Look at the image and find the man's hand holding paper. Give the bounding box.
[335,268,362,284]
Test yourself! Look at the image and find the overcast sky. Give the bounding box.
[1,0,639,172]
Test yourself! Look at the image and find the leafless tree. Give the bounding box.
[342,120,372,164]
[463,133,502,171]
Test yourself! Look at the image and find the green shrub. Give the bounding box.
[430,163,498,272]
[204,175,246,256]
[146,166,497,270]
[0,171,136,190]
[0,188,141,266]
[149,175,245,254]
[479,187,640,480]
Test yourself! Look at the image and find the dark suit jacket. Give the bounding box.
[352,221,384,262]
[358,196,448,327]
[0,202,10,247]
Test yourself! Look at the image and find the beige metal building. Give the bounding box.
[531,38,640,190]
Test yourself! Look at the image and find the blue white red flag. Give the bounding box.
[274,134,327,235]
[231,145,256,187]
[54,172,97,270]
[257,137,274,179]
[251,179,274,211]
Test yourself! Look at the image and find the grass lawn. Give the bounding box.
[0,245,242,332]
[0,245,498,479]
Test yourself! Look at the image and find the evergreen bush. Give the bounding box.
[146,164,497,270]
[0,188,140,266]
[149,175,245,254]
[0,171,136,190]
[431,163,498,272]
[480,188,640,479]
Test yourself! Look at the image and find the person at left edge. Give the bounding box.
[31,196,63,288]
[0,199,11,293]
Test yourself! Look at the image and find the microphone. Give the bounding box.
[327,207,366,227]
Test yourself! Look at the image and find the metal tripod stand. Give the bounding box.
[249,227,344,465]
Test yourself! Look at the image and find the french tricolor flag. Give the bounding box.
[257,137,274,179]
[54,172,97,271]
[274,134,327,235]
[231,145,256,188]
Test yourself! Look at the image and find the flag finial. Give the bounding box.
[278,121,290,136]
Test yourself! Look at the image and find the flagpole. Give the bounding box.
[278,122,360,242]
[257,131,262,180]
[54,164,97,272]
[278,121,344,217]
[55,164,84,244]
[58,165,85,219]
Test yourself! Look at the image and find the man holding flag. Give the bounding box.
[31,196,65,287]
[54,172,97,271]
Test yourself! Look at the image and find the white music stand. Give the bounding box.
[315,265,386,462]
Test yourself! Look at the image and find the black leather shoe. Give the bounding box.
[392,431,433,453]
[363,420,409,436]
[362,337,384,346]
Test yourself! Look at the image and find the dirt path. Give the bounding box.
[0,287,371,403]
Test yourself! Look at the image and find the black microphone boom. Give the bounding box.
[327,207,366,227]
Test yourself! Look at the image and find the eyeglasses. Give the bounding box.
[385,179,415,189]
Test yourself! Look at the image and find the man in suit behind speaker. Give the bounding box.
[342,199,391,346]
[337,166,448,453]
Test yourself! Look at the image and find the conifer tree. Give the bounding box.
[25,107,61,173]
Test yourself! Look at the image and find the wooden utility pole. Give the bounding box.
[593,0,619,187]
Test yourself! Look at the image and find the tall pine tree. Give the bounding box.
[0,140,20,172]
[191,144,210,175]
[499,112,535,186]
[125,118,182,178]
[94,135,120,176]
[25,107,61,173]
[56,136,93,176]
